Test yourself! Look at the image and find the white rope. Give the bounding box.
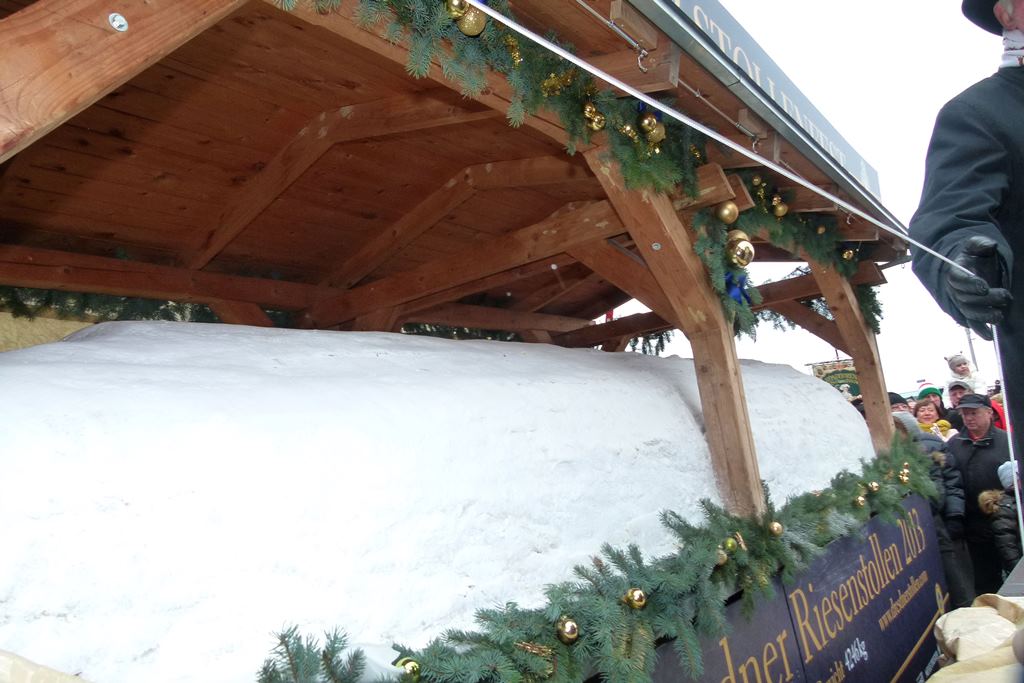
[464,0,976,278]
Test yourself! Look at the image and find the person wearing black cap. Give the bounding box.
[889,391,911,413]
[947,392,1012,593]
[909,0,1021,471]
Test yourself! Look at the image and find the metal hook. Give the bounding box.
[636,47,650,74]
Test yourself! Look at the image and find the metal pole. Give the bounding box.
[965,327,979,371]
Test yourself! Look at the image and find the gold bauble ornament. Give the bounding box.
[715,200,740,225]
[456,6,487,36]
[751,174,763,186]
[899,471,910,485]
[855,495,867,508]
[689,144,704,162]
[638,112,659,133]
[583,101,598,119]
[716,547,729,566]
[725,229,755,267]
[842,248,855,261]
[396,657,421,681]
[645,122,667,145]
[816,225,827,235]
[556,616,580,644]
[723,537,738,553]
[868,481,881,493]
[772,201,789,218]
[619,123,639,141]
[624,587,648,609]
[445,0,468,19]
[587,113,606,132]
[768,521,784,537]
[903,462,911,470]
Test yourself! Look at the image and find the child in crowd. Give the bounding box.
[979,461,1022,575]
[947,354,987,394]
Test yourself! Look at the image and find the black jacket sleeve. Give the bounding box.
[993,494,1023,573]
[939,451,965,520]
[909,97,1015,322]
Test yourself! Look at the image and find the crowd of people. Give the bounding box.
[888,354,1017,608]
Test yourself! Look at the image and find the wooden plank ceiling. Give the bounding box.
[0,0,899,335]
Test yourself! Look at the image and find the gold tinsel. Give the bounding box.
[541,69,575,97]
[503,34,522,67]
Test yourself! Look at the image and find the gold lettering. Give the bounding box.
[719,636,737,683]
[787,587,821,663]
[775,630,794,682]
[761,641,778,682]
[820,594,837,640]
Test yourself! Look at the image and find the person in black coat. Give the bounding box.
[946,394,1013,593]
[908,0,1022,468]
[979,461,1023,574]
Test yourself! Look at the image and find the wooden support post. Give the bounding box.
[809,262,893,452]
[585,149,765,517]
[208,301,275,327]
[520,330,553,344]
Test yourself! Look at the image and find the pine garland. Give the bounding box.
[264,435,935,683]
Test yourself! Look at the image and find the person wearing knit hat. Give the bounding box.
[910,0,1022,492]
[916,382,949,419]
[978,460,1022,573]
[946,354,988,394]
[889,392,911,413]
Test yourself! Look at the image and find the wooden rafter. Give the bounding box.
[207,301,275,327]
[286,1,569,148]
[308,201,624,327]
[554,311,666,348]
[510,265,598,313]
[566,239,677,325]
[0,244,316,309]
[766,300,848,353]
[403,303,592,334]
[322,156,594,290]
[0,0,248,164]
[187,92,498,271]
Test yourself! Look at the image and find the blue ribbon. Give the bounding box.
[725,272,752,305]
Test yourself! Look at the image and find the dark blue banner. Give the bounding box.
[652,496,946,682]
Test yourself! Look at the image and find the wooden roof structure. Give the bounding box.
[0,0,904,516]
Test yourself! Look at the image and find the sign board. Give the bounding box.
[810,359,860,401]
[659,1,881,197]
[652,496,947,682]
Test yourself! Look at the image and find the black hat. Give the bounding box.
[957,392,992,409]
[963,0,1003,35]
[888,392,909,407]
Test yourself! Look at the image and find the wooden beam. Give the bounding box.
[704,133,782,170]
[754,262,885,309]
[610,0,659,50]
[322,168,476,288]
[288,2,569,147]
[554,311,667,348]
[809,261,894,452]
[727,174,755,211]
[778,184,840,213]
[309,201,624,327]
[187,92,497,270]
[602,336,632,353]
[208,301,275,327]
[510,266,598,313]
[0,244,317,309]
[669,163,736,212]
[351,307,400,332]
[566,239,678,325]
[404,303,591,334]
[767,300,849,354]
[398,256,575,315]
[585,148,764,517]
[465,156,593,190]
[0,0,248,164]
[589,45,680,95]
[520,330,553,344]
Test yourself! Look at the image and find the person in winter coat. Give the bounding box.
[946,353,988,394]
[978,460,1022,574]
[947,393,1013,593]
[894,412,973,606]
[914,398,958,441]
[909,0,1022,473]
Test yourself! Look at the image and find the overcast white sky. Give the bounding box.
[622,1,1005,394]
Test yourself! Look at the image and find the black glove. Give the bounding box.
[945,517,965,541]
[946,236,1012,341]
